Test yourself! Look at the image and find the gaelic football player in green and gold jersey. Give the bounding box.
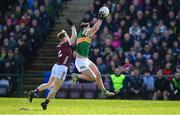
[72,10,115,97]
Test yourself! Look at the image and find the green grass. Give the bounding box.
[0,98,180,115]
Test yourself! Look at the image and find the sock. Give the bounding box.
[34,89,39,95]
[44,99,50,104]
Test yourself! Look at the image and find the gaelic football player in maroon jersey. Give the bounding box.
[28,19,77,110]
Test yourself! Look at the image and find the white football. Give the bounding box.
[99,6,110,18]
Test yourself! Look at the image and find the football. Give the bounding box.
[99,6,110,18]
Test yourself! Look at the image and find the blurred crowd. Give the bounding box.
[68,0,180,100]
[79,0,180,76]
[0,0,66,95]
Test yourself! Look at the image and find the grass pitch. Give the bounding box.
[0,98,180,115]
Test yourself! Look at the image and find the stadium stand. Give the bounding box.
[64,0,180,100]
[0,0,66,96]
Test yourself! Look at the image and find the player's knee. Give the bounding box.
[46,82,52,87]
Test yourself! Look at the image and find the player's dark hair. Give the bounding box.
[80,23,89,29]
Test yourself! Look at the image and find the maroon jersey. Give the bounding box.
[56,41,72,66]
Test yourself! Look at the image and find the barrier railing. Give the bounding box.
[0,73,176,97]
[0,73,43,97]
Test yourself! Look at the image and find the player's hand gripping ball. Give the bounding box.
[98,6,110,20]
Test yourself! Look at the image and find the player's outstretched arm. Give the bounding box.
[85,11,106,36]
[69,25,77,45]
[66,19,77,45]
[85,19,102,37]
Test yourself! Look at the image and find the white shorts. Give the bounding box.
[50,64,68,80]
[75,58,92,72]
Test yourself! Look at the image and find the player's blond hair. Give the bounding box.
[57,30,66,39]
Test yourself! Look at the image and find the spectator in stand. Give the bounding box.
[135,52,146,65]
[44,0,56,28]
[111,52,120,66]
[134,59,145,74]
[170,68,180,100]
[123,58,133,74]
[127,68,145,99]
[129,20,141,37]
[155,0,166,19]
[172,40,180,56]
[99,26,113,43]
[103,46,113,57]
[2,38,11,51]
[139,30,149,48]
[32,18,43,47]
[143,45,152,60]
[4,49,18,90]
[136,10,146,26]
[90,47,102,63]
[143,71,155,99]
[111,32,121,50]
[93,0,103,16]
[145,59,157,75]
[109,67,126,99]
[9,32,17,50]
[104,14,117,32]
[117,48,125,66]
[14,47,24,73]
[0,47,6,73]
[39,5,49,35]
[163,62,174,81]
[153,69,169,100]
[28,27,37,58]
[176,54,180,67]
[133,40,142,52]
[96,57,107,75]
[122,33,134,52]
[107,60,116,74]
[4,49,17,74]
[127,47,136,64]
[152,52,161,69]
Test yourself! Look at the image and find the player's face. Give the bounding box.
[64,33,69,42]
[57,30,69,43]
[81,23,90,30]
[85,24,90,29]
[60,33,69,43]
